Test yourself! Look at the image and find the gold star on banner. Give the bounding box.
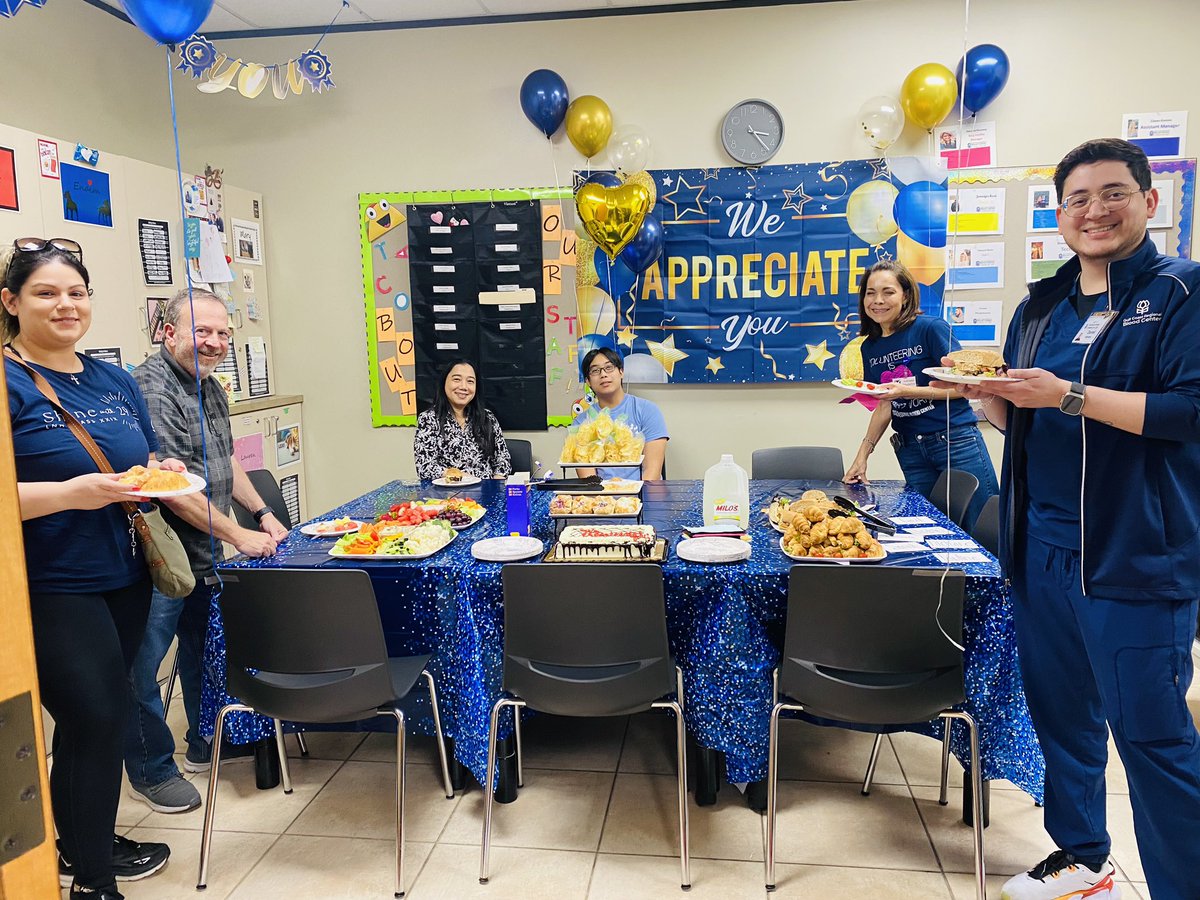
[661,175,707,221]
[646,335,689,377]
[868,158,891,180]
[804,340,836,370]
[705,355,725,375]
[781,183,813,216]
[616,327,636,348]
[701,167,721,181]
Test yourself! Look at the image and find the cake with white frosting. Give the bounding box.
[552,525,657,560]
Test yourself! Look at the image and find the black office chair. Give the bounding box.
[765,566,984,899]
[752,446,845,481]
[164,469,294,720]
[232,467,294,530]
[480,564,690,889]
[971,495,1000,557]
[198,568,455,897]
[506,438,533,475]
[928,468,980,528]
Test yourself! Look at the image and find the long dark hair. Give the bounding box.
[432,359,498,468]
[857,260,921,340]
[1,247,92,342]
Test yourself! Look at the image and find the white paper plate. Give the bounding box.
[829,378,891,394]
[676,537,751,564]
[299,520,364,537]
[779,534,887,564]
[549,499,642,519]
[122,471,206,498]
[432,474,482,487]
[329,531,456,561]
[923,366,1023,385]
[471,535,544,562]
[557,456,644,468]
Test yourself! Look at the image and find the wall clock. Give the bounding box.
[721,99,784,165]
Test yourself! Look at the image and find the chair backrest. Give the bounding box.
[501,564,675,717]
[971,495,1000,557]
[231,468,295,531]
[507,438,533,475]
[779,566,966,725]
[217,567,396,723]
[752,446,844,481]
[928,468,979,528]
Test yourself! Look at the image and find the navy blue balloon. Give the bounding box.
[955,44,1010,115]
[893,181,948,248]
[519,69,570,138]
[619,213,664,273]
[120,0,213,44]
[582,171,622,188]
[595,248,637,296]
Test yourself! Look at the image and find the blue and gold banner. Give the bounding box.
[598,158,948,383]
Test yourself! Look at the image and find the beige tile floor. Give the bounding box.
[49,653,1200,899]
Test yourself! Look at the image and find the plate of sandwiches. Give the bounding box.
[118,465,206,498]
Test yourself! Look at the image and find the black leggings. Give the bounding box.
[30,579,151,890]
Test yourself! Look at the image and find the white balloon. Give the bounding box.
[607,126,652,176]
[887,155,949,186]
[857,95,904,152]
[622,352,668,384]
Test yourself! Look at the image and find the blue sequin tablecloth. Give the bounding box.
[206,478,1045,801]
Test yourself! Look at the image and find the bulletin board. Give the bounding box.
[944,159,1195,346]
[360,187,582,428]
[0,121,275,395]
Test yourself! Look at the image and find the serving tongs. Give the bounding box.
[829,496,897,535]
[533,474,604,492]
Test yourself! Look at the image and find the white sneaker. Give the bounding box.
[1000,850,1120,900]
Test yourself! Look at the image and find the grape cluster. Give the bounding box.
[437,508,474,527]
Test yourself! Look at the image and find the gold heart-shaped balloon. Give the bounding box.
[575,182,652,261]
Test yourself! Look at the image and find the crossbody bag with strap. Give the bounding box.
[5,346,196,598]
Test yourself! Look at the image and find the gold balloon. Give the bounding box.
[623,170,657,209]
[575,285,617,336]
[565,95,613,159]
[845,180,899,246]
[575,182,651,260]
[896,230,947,286]
[900,63,958,132]
[576,236,599,287]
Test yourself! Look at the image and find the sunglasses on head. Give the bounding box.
[13,237,84,262]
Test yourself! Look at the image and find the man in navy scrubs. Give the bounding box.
[940,139,1200,900]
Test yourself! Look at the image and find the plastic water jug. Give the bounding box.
[703,454,749,529]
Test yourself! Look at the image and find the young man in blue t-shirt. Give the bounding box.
[572,347,669,480]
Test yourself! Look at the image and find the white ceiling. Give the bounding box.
[90,0,807,36]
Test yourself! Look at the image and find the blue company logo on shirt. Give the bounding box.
[1122,298,1162,328]
[40,390,142,431]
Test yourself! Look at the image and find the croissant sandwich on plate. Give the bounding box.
[118,465,189,492]
[947,349,1007,378]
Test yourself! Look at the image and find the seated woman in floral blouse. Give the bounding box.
[413,359,513,480]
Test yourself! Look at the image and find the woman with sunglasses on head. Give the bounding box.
[3,239,180,899]
[413,358,513,480]
[843,260,998,531]
[573,347,669,480]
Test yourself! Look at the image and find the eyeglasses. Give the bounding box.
[587,363,619,378]
[13,237,84,262]
[1060,187,1145,217]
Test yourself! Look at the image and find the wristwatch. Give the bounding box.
[252,506,275,523]
[1059,382,1086,416]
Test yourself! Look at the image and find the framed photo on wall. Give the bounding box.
[146,297,167,345]
[0,146,18,212]
[232,218,262,265]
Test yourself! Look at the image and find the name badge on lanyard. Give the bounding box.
[1072,310,1118,345]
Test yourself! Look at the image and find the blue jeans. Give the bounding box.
[124,583,214,788]
[894,424,998,531]
[1015,534,1200,900]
